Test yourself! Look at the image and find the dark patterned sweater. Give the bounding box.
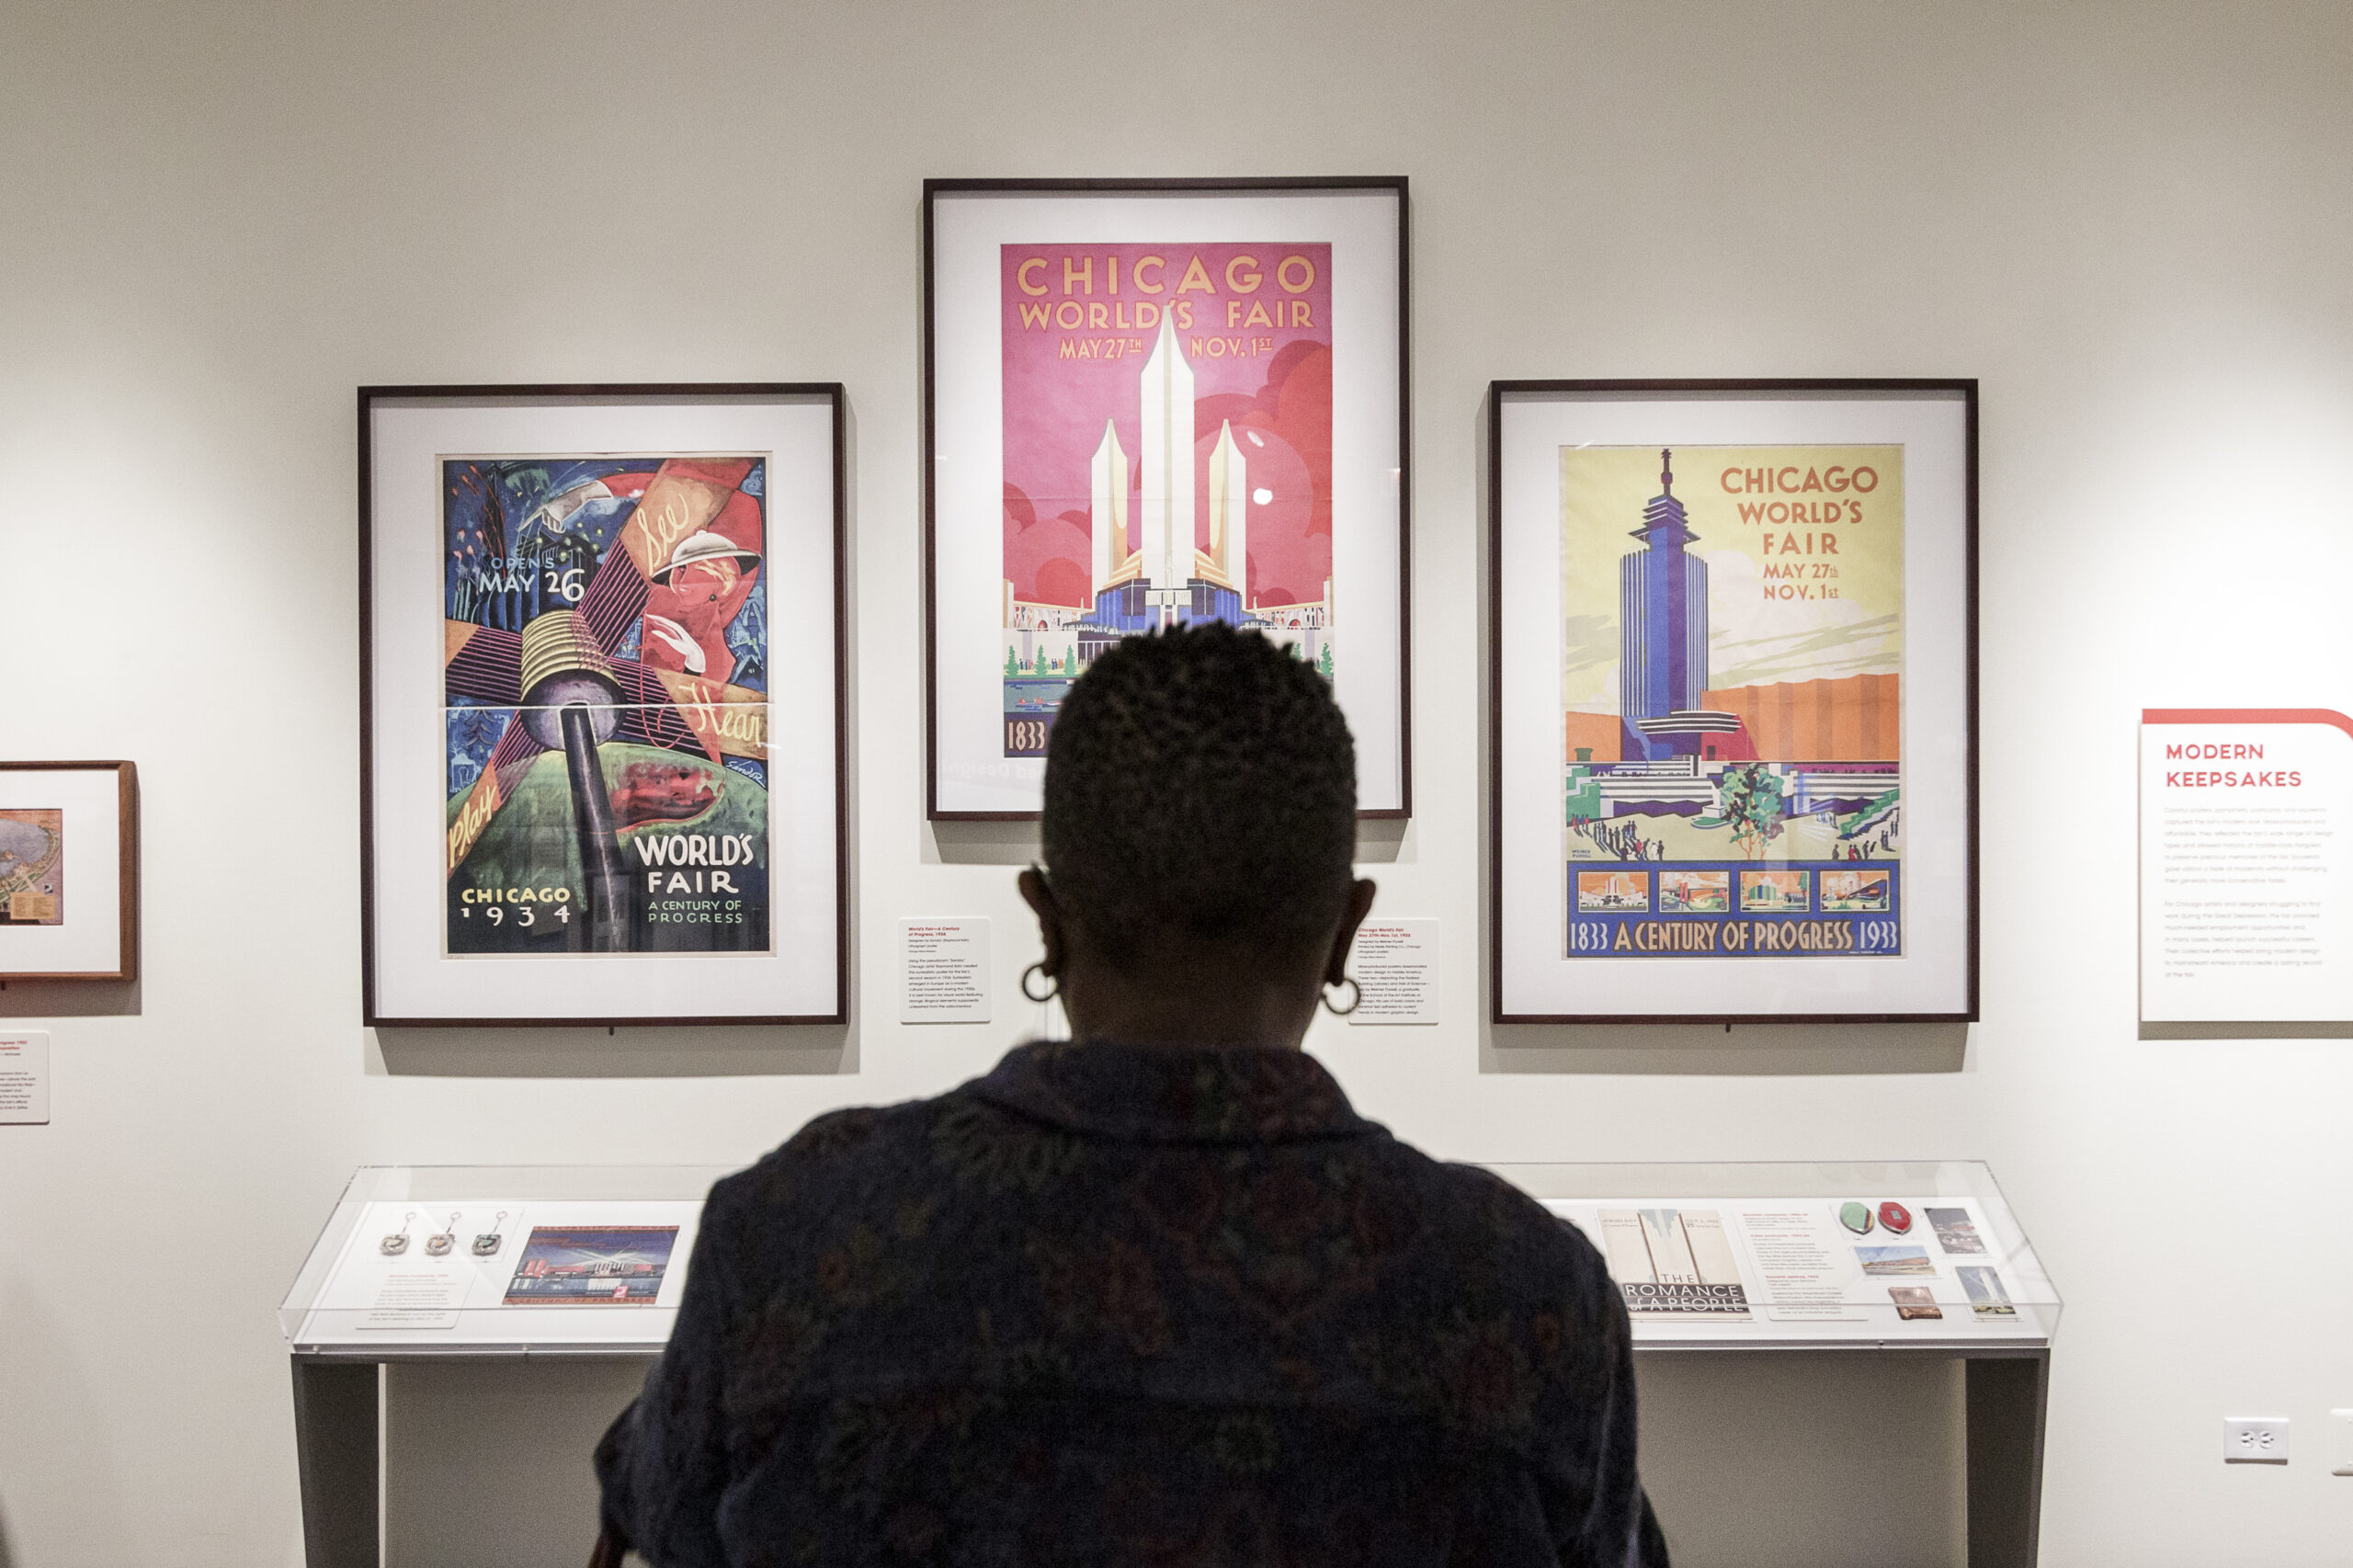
[597,1040,1667,1567]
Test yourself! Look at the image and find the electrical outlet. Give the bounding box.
[2330,1409,2353,1476]
[2224,1416,2290,1463]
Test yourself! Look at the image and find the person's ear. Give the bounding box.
[1017,866,1065,977]
[1321,878,1379,987]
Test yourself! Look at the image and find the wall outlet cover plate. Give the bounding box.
[2224,1416,2290,1464]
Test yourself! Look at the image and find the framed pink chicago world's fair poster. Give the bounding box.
[1490,381,1977,1025]
[359,385,846,1028]
[923,178,1411,820]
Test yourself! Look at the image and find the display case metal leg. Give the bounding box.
[291,1359,380,1568]
[1965,1351,2049,1568]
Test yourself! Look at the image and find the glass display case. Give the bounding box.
[280,1161,2057,1568]
[281,1165,733,1568]
[1488,1160,2055,1568]
[280,1164,730,1356]
[1488,1159,2059,1348]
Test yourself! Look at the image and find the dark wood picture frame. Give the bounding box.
[1487,379,1979,1025]
[922,176,1414,821]
[0,759,138,983]
[358,384,849,1028]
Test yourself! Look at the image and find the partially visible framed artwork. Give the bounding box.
[924,177,1412,819]
[359,385,846,1028]
[1490,381,1976,1024]
[0,761,137,982]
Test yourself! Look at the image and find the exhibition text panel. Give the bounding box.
[2140,709,2353,1026]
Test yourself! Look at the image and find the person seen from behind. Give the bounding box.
[596,622,1668,1565]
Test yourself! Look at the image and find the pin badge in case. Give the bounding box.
[472,1210,509,1256]
[380,1210,415,1256]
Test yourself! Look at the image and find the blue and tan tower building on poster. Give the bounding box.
[1617,451,1753,763]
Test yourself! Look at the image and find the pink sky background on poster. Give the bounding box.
[1000,242,1334,610]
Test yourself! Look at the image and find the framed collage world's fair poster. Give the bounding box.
[1490,381,1977,1024]
[924,178,1411,818]
[359,385,846,1028]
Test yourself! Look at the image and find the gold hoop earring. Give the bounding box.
[1322,977,1361,1017]
[1020,962,1059,1003]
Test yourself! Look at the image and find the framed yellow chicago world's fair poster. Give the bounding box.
[1489,381,1977,1024]
[924,177,1411,820]
[359,385,847,1028]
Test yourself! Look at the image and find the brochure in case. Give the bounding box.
[1599,1209,1751,1319]
[504,1226,678,1305]
[1926,1206,1985,1255]
[1958,1267,2016,1317]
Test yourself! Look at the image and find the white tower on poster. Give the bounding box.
[1088,418,1129,598]
[1206,419,1248,597]
[1137,312,1195,623]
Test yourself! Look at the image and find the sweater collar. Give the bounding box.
[968,1039,1375,1144]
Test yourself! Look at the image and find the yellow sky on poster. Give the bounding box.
[1560,444,1904,711]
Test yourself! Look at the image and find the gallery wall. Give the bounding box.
[2,1,2350,1563]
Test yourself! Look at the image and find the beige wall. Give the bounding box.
[3,1,2351,1562]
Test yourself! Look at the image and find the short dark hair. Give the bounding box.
[1041,623,1356,966]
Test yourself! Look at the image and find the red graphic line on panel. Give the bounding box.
[2143,709,2353,743]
